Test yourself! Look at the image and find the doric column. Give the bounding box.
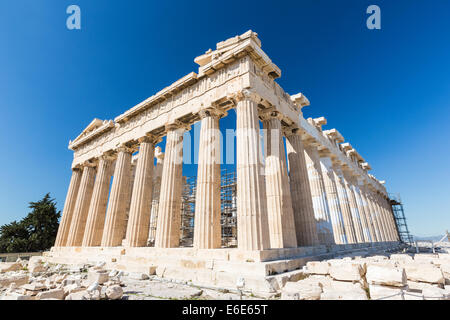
[193,108,223,249]
[384,198,400,241]
[285,129,319,247]
[304,142,334,245]
[368,190,388,241]
[375,192,392,241]
[101,145,133,247]
[234,90,270,250]
[54,168,82,247]
[82,155,113,247]
[358,181,379,242]
[155,122,188,248]
[332,163,357,244]
[365,190,382,242]
[261,111,297,248]
[352,177,373,242]
[125,136,158,247]
[66,163,96,246]
[376,192,394,241]
[342,170,365,243]
[148,147,164,244]
[319,155,347,244]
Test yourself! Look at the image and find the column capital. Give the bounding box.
[99,152,116,162]
[259,108,282,122]
[116,144,135,154]
[82,160,97,168]
[233,89,262,104]
[198,107,227,120]
[138,133,161,145]
[165,120,191,132]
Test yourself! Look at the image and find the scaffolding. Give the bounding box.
[389,193,414,244]
[178,169,238,248]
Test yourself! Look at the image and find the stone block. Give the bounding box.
[369,284,407,300]
[422,287,448,300]
[404,263,445,284]
[0,274,28,287]
[1,293,34,300]
[87,269,109,284]
[280,279,322,300]
[329,262,365,282]
[366,265,406,287]
[440,264,450,284]
[407,280,441,292]
[0,262,22,273]
[305,261,329,275]
[389,254,413,263]
[36,288,65,300]
[105,285,123,300]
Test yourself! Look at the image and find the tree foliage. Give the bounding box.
[0,193,60,253]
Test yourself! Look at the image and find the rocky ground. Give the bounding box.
[1,244,449,300]
[0,257,261,300]
[282,244,450,300]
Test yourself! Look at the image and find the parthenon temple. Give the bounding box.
[47,30,401,293]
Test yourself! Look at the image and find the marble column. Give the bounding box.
[376,193,391,241]
[193,109,223,249]
[125,136,157,247]
[101,146,133,247]
[319,156,347,244]
[66,163,96,246]
[148,147,164,244]
[82,156,113,247]
[352,177,373,243]
[332,163,357,244]
[378,193,395,241]
[285,129,319,247]
[54,168,82,247]
[262,112,297,248]
[304,143,334,245]
[358,181,379,242]
[368,190,387,241]
[342,171,365,243]
[235,90,270,251]
[384,198,399,241]
[364,190,383,242]
[155,122,187,248]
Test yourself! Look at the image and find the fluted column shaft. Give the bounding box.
[320,157,348,244]
[82,157,113,246]
[378,194,393,241]
[262,115,297,248]
[235,93,270,250]
[55,169,82,247]
[368,191,387,241]
[66,165,96,246]
[351,178,372,242]
[304,144,334,245]
[193,110,222,249]
[332,164,357,244]
[101,147,133,247]
[149,149,164,243]
[155,124,186,248]
[365,191,382,242]
[285,131,319,247]
[359,182,379,242]
[125,138,156,247]
[375,192,391,241]
[342,171,365,243]
[384,198,399,241]
[320,156,347,244]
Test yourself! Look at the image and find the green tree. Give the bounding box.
[0,193,61,253]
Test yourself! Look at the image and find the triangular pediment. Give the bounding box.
[70,118,105,145]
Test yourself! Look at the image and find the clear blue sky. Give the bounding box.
[0,0,449,236]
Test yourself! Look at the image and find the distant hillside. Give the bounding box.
[412,235,448,242]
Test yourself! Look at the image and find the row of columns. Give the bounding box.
[55,91,399,251]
